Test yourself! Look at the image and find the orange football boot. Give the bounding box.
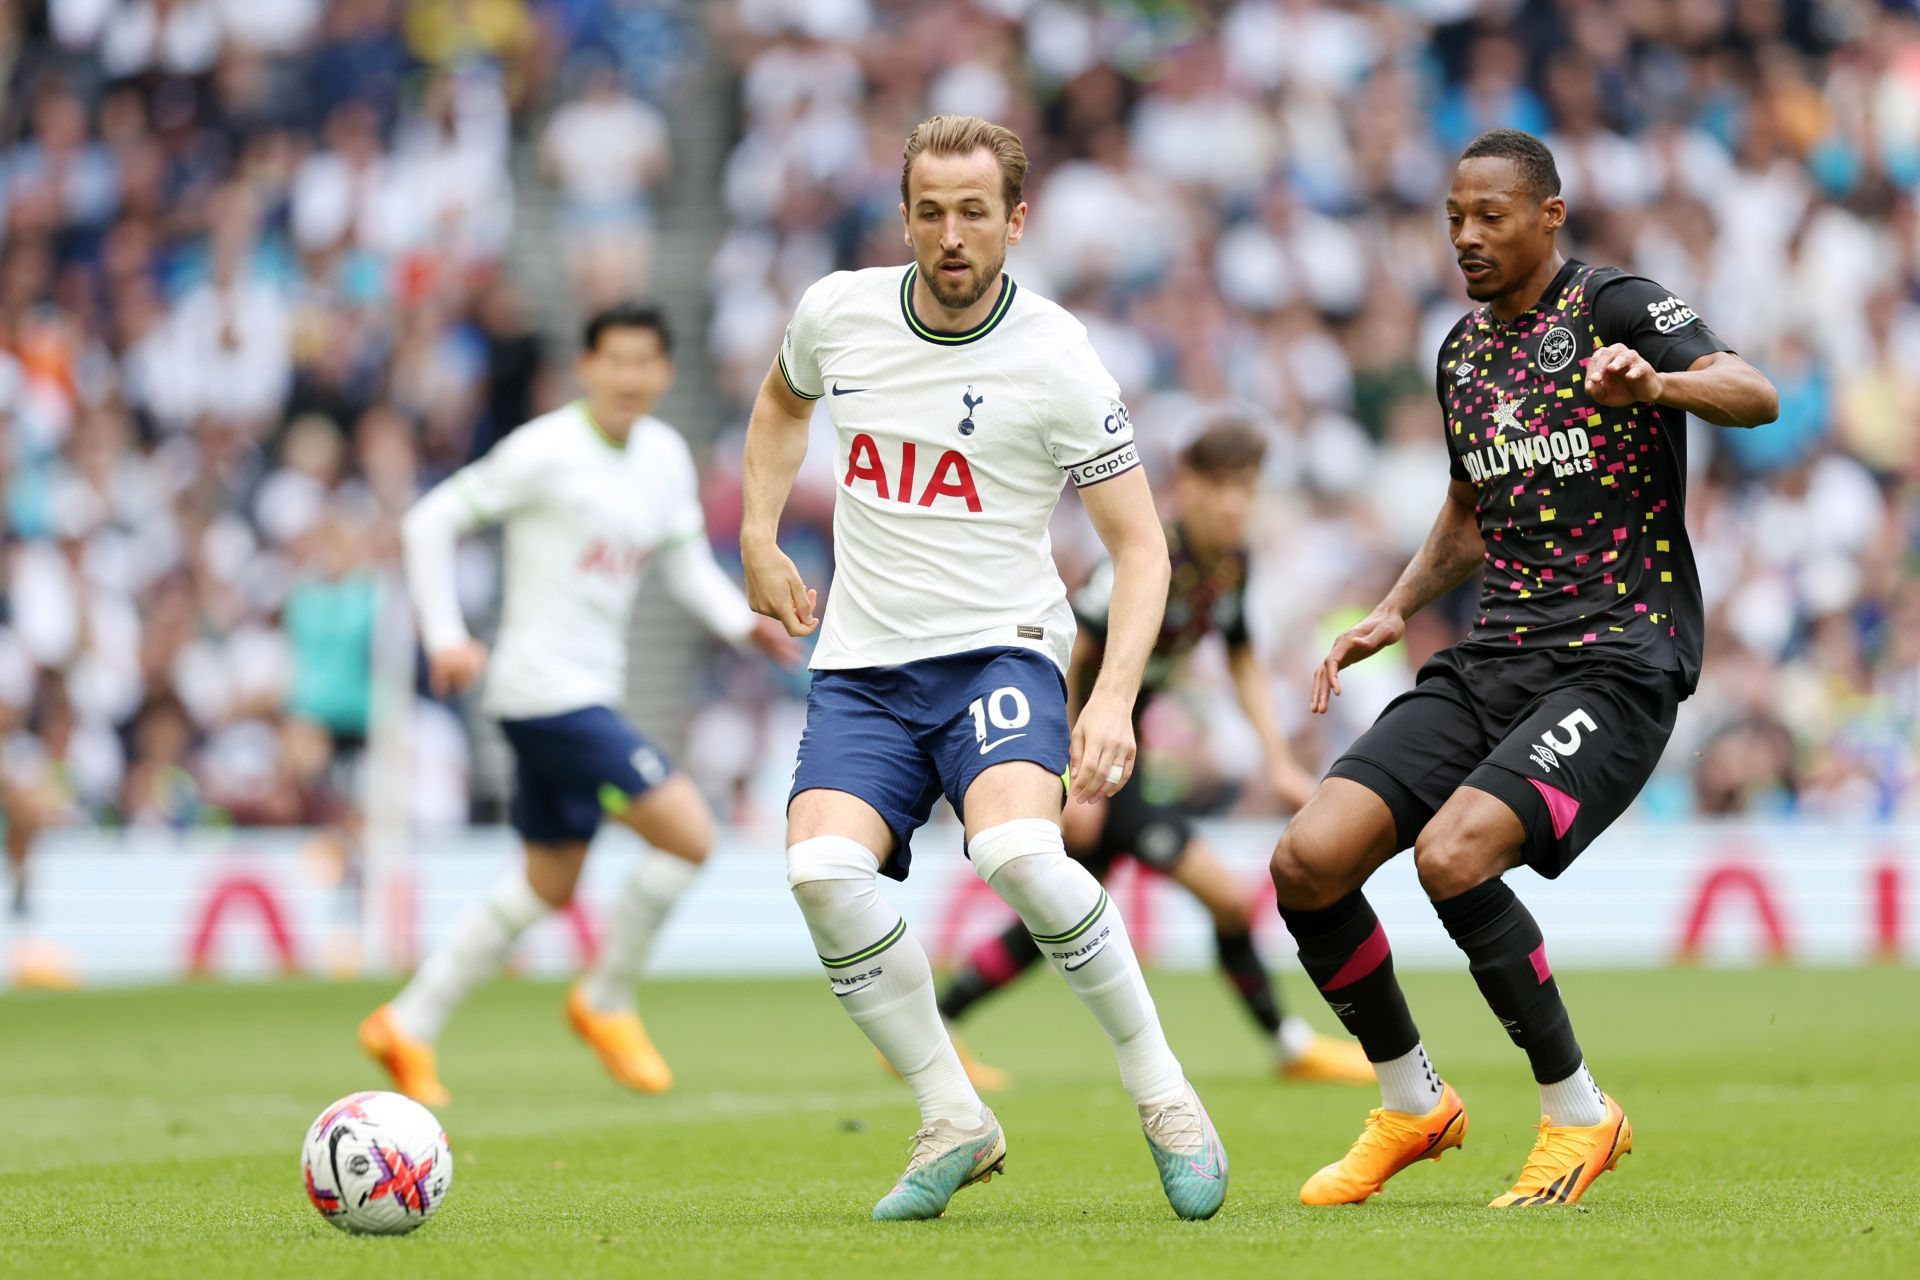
[358,1004,451,1106]
[1277,1034,1376,1086]
[1489,1093,1633,1207]
[566,985,673,1093]
[1300,1081,1468,1205]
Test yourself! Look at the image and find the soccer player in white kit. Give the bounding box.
[362,303,798,1104]
[742,116,1228,1222]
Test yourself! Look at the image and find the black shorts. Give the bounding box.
[1088,770,1194,873]
[1327,644,1680,878]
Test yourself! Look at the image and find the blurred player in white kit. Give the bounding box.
[362,303,797,1104]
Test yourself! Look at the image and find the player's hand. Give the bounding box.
[1069,692,1136,804]
[741,538,819,637]
[1267,756,1319,813]
[427,640,488,697]
[1310,607,1404,714]
[748,616,804,669]
[1583,343,1664,407]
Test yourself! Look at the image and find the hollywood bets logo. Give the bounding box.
[1460,393,1596,483]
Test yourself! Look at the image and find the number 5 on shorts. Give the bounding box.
[1539,708,1597,756]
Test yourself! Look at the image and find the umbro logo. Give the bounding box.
[831,383,866,396]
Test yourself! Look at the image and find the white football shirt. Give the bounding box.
[405,403,756,719]
[780,265,1139,672]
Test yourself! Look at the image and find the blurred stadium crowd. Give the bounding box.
[3,0,1917,875]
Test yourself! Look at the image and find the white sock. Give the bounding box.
[1375,1041,1445,1114]
[787,837,982,1127]
[391,867,550,1043]
[973,819,1186,1111]
[1277,1015,1320,1064]
[580,851,701,1013]
[1540,1061,1607,1126]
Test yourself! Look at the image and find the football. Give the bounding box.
[299,1091,453,1235]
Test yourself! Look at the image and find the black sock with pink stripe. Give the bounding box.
[937,922,1041,1022]
[1432,877,1582,1084]
[1277,891,1420,1062]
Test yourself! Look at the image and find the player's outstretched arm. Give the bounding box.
[740,359,820,637]
[402,482,488,695]
[657,536,803,669]
[1311,478,1480,714]
[1074,468,1171,803]
[1585,347,1778,427]
[1226,644,1317,811]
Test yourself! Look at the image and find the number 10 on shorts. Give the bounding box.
[969,686,1031,752]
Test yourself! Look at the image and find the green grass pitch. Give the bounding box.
[3,966,1916,1278]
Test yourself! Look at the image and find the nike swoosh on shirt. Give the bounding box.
[831,383,867,396]
[979,733,1028,754]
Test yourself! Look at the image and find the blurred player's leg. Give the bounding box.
[4,782,79,990]
[938,922,1041,1024]
[365,851,573,1103]
[966,766,1225,1221]
[567,774,714,1093]
[1271,781,1466,1204]
[1165,835,1372,1085]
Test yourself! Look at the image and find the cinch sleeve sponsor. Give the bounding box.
[1065,440,1141,488]
[1044,330,1132,467]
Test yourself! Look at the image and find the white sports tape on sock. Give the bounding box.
[968,818,1064,884]
[785,835,883,888]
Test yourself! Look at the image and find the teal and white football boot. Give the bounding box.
[1140,1082,1228,1220]
[871,1109,1007,1221]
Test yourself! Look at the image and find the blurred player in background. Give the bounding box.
[361,303,798,1104]
[934,420,1371,1087]
[742,116,1226,1222]
[1269,130,1778,1209]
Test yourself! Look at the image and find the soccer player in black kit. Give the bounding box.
[1270,130,1778,1209]
[933,422,1372,1089]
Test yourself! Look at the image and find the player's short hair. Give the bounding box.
[583,300,673,355]
[900,115,1029,217]
[1179,419,1268,477]
[1460,128,1561,200]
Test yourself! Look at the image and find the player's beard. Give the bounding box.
[924,246,1005,311]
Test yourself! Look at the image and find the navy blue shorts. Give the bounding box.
[789,647,1070,879]
[497,706,672,844]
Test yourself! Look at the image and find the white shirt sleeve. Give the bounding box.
[402,481,483,653]
[1044,332,1140,488]
[655,432,757,646]
[449,428,548,524]
[403,433,545,651]
[658,538,758,647]
[777,274,839,401]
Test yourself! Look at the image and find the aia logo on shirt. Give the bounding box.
[843,432,982,511]
[577,540,648,577]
